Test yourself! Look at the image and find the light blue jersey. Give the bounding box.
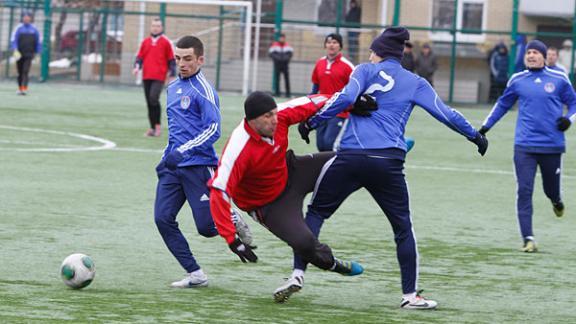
[308,58,478,152]
[163,70,221,166]
[482,67,576,153]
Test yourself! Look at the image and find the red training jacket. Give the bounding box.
[209,95,329,244]
[311,52,355,118]
[136,35,174,81]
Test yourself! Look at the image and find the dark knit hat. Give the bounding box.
[370,27,410,60]
[244,91,277,120]
[526,39,547,59]
[325,33,343,49]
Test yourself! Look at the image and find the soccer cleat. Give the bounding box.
[144,128,155,137]
[331,258,364,276]
[400,290,438,310]
[553,201,564,217]
[522,239,538,253]
[405,136,415,152]
[170,272,209,288]
[273,276,303,303]
[233,209,254,247]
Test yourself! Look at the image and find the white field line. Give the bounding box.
[111,147,163,153]
[0,125,116,152]
[2,125,574,179]
[407,164,576,179]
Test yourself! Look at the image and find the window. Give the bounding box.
[431,0,486,43]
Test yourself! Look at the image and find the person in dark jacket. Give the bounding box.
[269,34,293,97]
[401,41,416,72]
[415,43,438,86]
[488,42,509,102]
[345,0,362,64]
[10,11,41,95]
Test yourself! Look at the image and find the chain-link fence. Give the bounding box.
[1,0,575,104]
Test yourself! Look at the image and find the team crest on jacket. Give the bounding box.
[544,82,555,93]
[181,96,191,109]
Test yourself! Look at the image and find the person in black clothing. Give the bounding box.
[10,11,41,95]
[269,34,293,97]
[345,0,362,64]
[401,41,416,72]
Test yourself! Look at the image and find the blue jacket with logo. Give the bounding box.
[482,67,576,153]
[163,70,221,166]
[308,58,478,156]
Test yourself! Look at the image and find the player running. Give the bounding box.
[479,40,576,253]
[154,35,251,288]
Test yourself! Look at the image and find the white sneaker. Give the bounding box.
[400,290,437,310]
[233,209,254,247]
[273,276,303,303]
[170,271,209,288]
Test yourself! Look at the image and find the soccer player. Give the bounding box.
[311,33,354,152]
[10,11,41,96]
[209,91,364,301]
[289,27,488,309]
[154,35,250,288]
[479,40,576,253]
[133,18,176,137]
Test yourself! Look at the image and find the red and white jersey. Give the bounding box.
[136,35,174,81]
[311,53,354,118]
[209,95,329,243]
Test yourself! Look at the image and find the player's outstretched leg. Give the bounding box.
[330,258,364,276]
[273,258,363,304]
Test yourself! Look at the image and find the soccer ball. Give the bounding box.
[60,253,96,289]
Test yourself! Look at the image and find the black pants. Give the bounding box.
[143,79,164,128]
[17,56,33,87]
[274,63,290,97]
[253,151,335,270]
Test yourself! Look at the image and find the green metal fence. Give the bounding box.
[1,0,575,104]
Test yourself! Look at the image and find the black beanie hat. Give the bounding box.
[325,33,343,49]
[526,39,547,59]
[370,27,410,60]
[244,91,277,120]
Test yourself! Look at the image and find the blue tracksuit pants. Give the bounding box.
[295,151,419,294]
[514,150,562,240]
[315,117,345,152]
[154,163,218,273]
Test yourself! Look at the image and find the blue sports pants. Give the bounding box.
[514,150,562,239]
[154,163,218,273]
[315,117,345,152]
[295,152,419,294]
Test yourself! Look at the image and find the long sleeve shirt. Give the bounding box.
[10,23,41,57]
[162,70,221,166]
[135,34,175,81]
[308,58,477,154]
[482,67,576,153]
[311,52,354,118]
[209,95,329,243]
